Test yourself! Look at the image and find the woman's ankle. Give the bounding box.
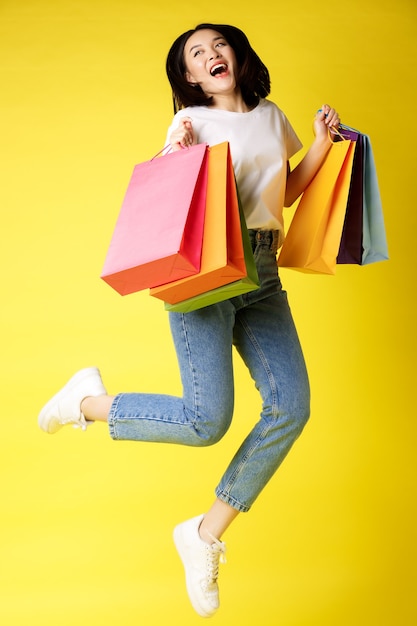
[81,394,114,422]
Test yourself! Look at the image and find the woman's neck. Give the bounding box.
[209,91,254,113]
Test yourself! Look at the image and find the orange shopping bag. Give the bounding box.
[150,142,254,305]
[278,138,355,274]
[101,143,208,295]
[162,195,259,312]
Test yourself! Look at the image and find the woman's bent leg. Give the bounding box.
[215,289,311,512]
[108,304,236,446]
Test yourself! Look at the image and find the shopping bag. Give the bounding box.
[101,143,209,295]
[361,133,389,264]
[163,208,259,312]
[337,125,388,265]
[150,142,249,305]
[337,132,363,264]
[163,161,259,313]
[278,138,355,274]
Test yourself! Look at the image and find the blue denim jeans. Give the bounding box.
[108,230,310,512]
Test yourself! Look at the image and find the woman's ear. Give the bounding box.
[185,71,197,86]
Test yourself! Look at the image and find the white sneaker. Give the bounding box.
[38,367,107,434]
[173,514,226,618]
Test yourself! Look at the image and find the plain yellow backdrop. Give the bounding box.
[1,0,416,624]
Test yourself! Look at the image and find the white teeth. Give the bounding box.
[210,64,227,76]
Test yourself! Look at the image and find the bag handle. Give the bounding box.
[151,143,201,161]
[316,108,347,143]
[151,145,173,160]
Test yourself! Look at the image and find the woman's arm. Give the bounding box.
[284,104,340,207]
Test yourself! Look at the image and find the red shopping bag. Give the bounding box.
[101,144,209,295]
[150,142,250,305]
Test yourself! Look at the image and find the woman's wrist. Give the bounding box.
[312,131,333,154]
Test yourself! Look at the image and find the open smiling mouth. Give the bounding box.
[210,63,228,77]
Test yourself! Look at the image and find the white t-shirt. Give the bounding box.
[166,99,302,245]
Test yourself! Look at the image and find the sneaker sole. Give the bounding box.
[38,367,100,434]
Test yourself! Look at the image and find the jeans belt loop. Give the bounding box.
[251,229,279,253]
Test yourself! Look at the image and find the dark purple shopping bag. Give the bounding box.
[337,129,363,265]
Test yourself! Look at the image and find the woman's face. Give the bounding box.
[183,29,238,99]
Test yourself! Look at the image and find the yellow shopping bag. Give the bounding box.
[278,139,355,274]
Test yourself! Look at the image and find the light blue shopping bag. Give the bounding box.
[339,124,389,265]
[361,134,389,264]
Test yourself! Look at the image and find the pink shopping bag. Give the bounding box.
[150,142,250,305]
[101,143,209,295]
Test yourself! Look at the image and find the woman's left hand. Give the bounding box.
[314,104,341,141]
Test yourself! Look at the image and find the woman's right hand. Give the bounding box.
[169,117,194,151]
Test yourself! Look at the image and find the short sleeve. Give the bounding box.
[285,116,303,159]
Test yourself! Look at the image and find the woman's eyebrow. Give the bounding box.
[188,36,225,54]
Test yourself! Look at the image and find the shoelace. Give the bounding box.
[205,533,227,585]
[61,413,89,431]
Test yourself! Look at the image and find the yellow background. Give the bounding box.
[1,0,415,624]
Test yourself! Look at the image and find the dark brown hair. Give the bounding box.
[166,23,270,113]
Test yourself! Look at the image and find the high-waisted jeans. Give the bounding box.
[108,230,310,512]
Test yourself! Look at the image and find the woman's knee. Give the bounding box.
[294,402,310,432]
[192,407,233,446]
[267,396,310,435]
